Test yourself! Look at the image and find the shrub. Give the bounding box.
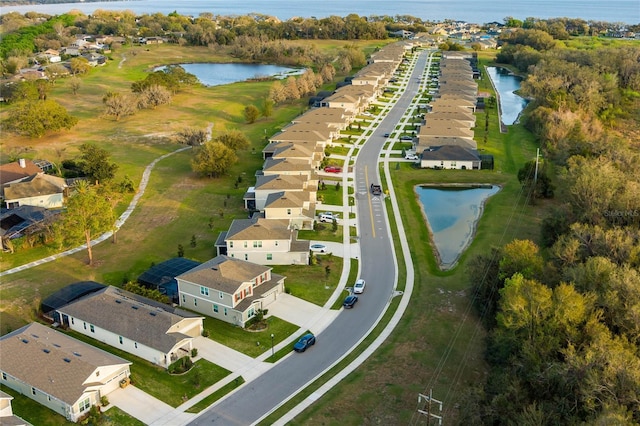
[168,356,193,374]
[100,396,109,407]
[191,348,198,358]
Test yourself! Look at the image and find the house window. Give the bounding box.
[119,336,123,345]
[90,325,95,333]
[267,253,273,261]
[71,318,74,325]
[248,308,255,317]
[451,161,457,167]
[229,241,234,248]
[213,304,219,313]
[31,387,36,396]
[224,308,228,316]
[275,241,278,246]
[194,298,197,306]
[287,208,291,215]
[135,342,138,349]
[244,254,248,261]
[244,241,248,248]
[219,291,224,299]
[253,241,262,248]
[79,398,91,412]
[2,372,6,380]
[200,286,209,296]
[83,322,87,330]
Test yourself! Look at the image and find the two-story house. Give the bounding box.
[219,216,310,265]
[176,255,286,327]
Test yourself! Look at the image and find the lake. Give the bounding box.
[416,185,500,270]
[2,0,638,24]
[158,63,302,87]
[486,67,528,126]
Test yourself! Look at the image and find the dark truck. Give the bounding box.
[370,183,382,196]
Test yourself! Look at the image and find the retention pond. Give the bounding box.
[416,184,500,270]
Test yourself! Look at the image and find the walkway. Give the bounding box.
[0,146,192,278]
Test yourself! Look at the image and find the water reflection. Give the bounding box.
[157,63,302,87]
[416,185,500,270]
[486,67,528,126]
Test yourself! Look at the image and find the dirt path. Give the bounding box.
[118,54,126,69]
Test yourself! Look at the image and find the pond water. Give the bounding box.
[416,185,500,270]
[159,63,302,87]
[486,67,528,126]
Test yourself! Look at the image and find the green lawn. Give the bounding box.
[203,315,299,358]
[272,255,345,306]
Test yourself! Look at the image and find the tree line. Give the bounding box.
[460,29,640,425]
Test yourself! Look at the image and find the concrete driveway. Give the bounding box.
[267,293,339,335]
[107,384,189,425]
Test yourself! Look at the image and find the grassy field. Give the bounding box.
[0,41,385,331]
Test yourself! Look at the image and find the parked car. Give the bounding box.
[343,294,358,309]
[400,135,413,141]
[353,279,366,294]
[310,243,327,253]
[383,133,390,137]
[319,212,337,223]
[405,154,419,160]
[324,166,342,173]
[294,333,316,352]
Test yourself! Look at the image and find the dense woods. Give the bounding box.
[465,27,640,425]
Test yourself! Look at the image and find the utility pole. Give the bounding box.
[417,389,443,425]
[533,148,540,184]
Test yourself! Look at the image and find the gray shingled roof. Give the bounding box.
[421,145,480,161]
[178,255,272,294]
[225,217,292,240]
[4,174,67,200]
[0,323,130,406]
[57,286,197,353]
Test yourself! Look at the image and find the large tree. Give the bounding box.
[102,91,137,121]
[191,141,237,178]
[243,104,259,123]
[78,143,118,184]
[60,181,113,266]
[5,99,77,137]
[214,129,250,151]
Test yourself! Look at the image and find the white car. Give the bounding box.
[405,154,419,160]
[318,212,337,223]
[310,244,327,253]
[353,279,366,294]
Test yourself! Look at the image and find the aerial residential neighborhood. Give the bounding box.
[1,6,639,426]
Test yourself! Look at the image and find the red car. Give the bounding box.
[324,166,342,173]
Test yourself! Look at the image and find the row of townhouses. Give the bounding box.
[419,51,483,170]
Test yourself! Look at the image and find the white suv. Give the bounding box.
[319,212,336,223]
[405,153,419,160]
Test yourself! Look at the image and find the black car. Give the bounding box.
[293,333,316,352]
[342,294,358,309]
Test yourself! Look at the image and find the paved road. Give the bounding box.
[190,50,432,426]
